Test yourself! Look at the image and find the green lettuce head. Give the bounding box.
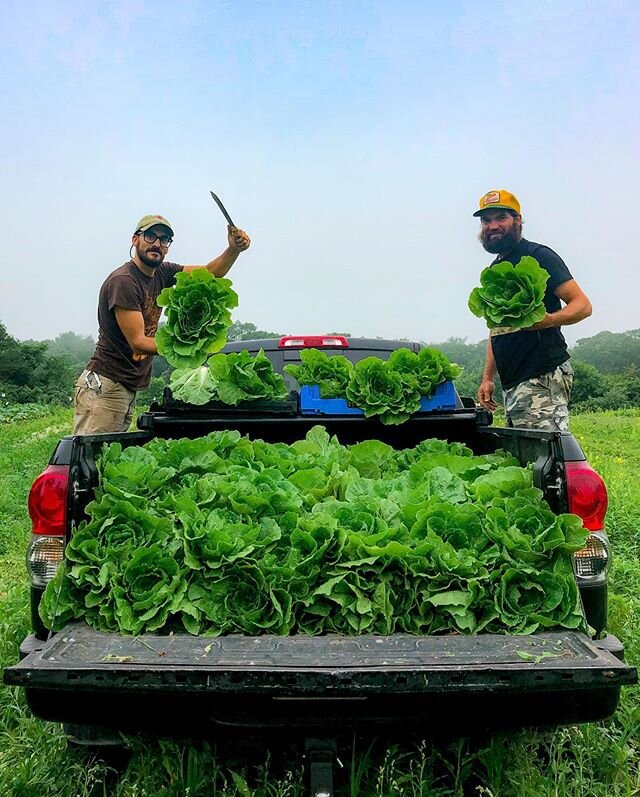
[468,256,549,329]
[156,269,238,369]
[112,545,188,634]
[284,349,353,398]
[387,347,462,395]
[207,349,288,405]
[493,557,586,634]
[346,357,421,424]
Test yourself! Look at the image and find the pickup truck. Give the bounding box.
[5,336,637,793]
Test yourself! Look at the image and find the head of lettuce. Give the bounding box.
[155,269,239,369]
[468,256,549,330]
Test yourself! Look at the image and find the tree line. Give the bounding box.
[1,320,639,413]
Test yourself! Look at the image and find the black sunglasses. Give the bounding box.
[137,230,173,247]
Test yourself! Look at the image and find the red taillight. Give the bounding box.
[565,461,608,531]
[278,335,349,348]
[28,465,69,536]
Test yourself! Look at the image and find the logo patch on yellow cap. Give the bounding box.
[483,191,501,206]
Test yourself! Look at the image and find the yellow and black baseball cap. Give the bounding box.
[134,214,174,234]
[473,190,521,217]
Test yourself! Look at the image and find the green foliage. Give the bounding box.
[468,256,549,329]
[0,403,60,424]
[156,270,239,369]
[571,362,640,412]
[0,321,79,404]
[137,375,169,408]
[572,328,640,373]
[226,320,282,341]
[169,350,289,406]
[42,427,587,637]
[423,336,488,372]
[43,330,95,366]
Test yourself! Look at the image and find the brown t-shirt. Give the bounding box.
[86,260,183,391]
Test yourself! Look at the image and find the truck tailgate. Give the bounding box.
[6,624,636,733]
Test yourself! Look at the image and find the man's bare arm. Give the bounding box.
[530,279,592,330]
[183,226,251,277]
[477,338,498,411]
[114,308,158,355]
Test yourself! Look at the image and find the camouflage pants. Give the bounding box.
[503,362,574,431]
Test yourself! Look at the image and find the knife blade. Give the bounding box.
[209,191,236,228]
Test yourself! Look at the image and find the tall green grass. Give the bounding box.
[0,410,638,796]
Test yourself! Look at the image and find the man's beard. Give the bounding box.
[136,247,165,268]
[479,225,521,255]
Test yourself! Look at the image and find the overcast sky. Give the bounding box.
[1,0,638,347]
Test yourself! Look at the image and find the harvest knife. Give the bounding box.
[209,190,236,228]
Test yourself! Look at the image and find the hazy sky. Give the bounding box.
[1,0,638,346]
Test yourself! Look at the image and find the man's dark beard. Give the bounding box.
[479,226,521,255]
[137,247,164,268]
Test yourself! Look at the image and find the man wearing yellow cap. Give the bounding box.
[73,215,251,434]
[474,190,592,430]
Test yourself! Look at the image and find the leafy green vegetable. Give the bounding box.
[346,357,421,424]
[168,366,218,406]
[169,350,288,406]
[207,349,288,405]
[155,269,238,369]
[284,349,353,398]
[468,256,549,329]
[388,347,462,395]
[41,428,589,638]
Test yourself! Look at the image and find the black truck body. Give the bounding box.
[5,337,636,745]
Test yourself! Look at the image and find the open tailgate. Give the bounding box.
[5,623,636,733]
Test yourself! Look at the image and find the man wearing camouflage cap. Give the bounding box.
[474,190,592,430]
[73,215,251,434]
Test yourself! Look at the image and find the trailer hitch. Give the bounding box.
[304,737,342,797]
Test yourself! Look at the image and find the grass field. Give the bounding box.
[0,409,638,796]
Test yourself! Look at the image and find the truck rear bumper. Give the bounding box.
[6,624,636,734]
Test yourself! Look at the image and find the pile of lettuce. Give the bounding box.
[155,270,239,369]
[285,348,462,424]
[468,256,550,330]
[41,427,588,637]
[169,349,288,406]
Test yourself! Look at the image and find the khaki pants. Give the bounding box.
[503,362,574,432]
[73,371,136,434]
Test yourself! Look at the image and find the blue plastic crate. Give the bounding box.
[299,385,364,415]
[299,380,457,416]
